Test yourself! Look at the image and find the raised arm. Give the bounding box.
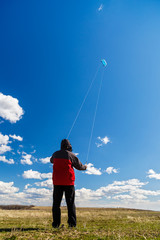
[71,154,87,170]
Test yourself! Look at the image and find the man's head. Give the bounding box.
[61,139,72,152]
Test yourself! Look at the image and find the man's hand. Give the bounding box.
[84,164,87,170]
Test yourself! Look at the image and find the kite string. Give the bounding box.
[67,64,101,139]
[86,68,105,163]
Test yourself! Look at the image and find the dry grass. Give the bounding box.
[0,207,160,239]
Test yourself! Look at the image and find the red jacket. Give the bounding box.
[50,150,86,185]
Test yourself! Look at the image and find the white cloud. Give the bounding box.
[85,163,102,175]
[0,156,14,164]
[0,93,24,123]
[9,134,23,141]
[39,157,50,164]
[0,133,9,145]
[74,153,79,156]
[17,150,21,155]
[31,150,36,154]
[24,184,31,190]
[0,133,12,154]
[75,178,160,207]
[111,179,147,187]
[35,179,53,189]
[0,181,19,194]
[99,136,110,144]
[0,180,52,206]
[20,153,33,165]
[1,178,160,209]
[0,132,24,156]
[0,144,12,154]
[25,187,51,199]
[98,4,103,11]
[76,187,103,200]
[96,143,103,147]
[96,136,110,147]
[112,194,133,200]
[105,167,119,174]
[23,170,41,179]
[41,173,52,179]
[147,169,160,180]
[0,190,52,206]
[22,169,52,180]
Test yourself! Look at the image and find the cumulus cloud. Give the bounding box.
[41,173,52,179]
[0,93,24,123]
[0,133,9,145]
[9,134,23,141]
[20,152,33,165]
[0,144,12,154]
[23,170,41,179]
[0,182,53,206]
[105,167,119,174]
[35,179,53,189]
[0,180,52,206]
[0,156,14,164]
[96,136,110,147]
[98,4,103,11]
[0,190,52,206]
[147,169,160,180]
[24,187,51,199]
[1,178,160,208]
[39,157,50,164]
[24,184,31,190]
[76,187,103,200]
[22,169,52,180]
[0,181,19,194]
[112,194,133,200]
[75,178,160,206]
[85,163,102,175]
[111,179,147,187]
[0,133,12,154]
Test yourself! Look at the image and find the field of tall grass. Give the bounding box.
[0,206,160,239]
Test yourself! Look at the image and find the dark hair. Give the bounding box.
[61,139,72,152]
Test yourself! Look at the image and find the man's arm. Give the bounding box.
[71,154,87,170]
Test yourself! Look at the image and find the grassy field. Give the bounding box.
[0,207,160,240]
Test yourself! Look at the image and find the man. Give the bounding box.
[50,139,87,228]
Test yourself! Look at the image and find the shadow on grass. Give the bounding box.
[0,227,39,232]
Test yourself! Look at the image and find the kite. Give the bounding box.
[101,59,107,67]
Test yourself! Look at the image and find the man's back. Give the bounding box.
[50,139,87,228]
[51,150,75,185]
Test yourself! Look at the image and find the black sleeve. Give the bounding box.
[70,154,86,170]
[50,152,56,164]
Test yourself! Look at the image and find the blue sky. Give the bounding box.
[1,0,160,209]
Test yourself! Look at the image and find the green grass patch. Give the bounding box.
[0,207,160,239]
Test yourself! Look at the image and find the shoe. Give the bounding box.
[69,224,76,228]
[52,223,59,228]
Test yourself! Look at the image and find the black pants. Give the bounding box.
[52,185,76,227]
